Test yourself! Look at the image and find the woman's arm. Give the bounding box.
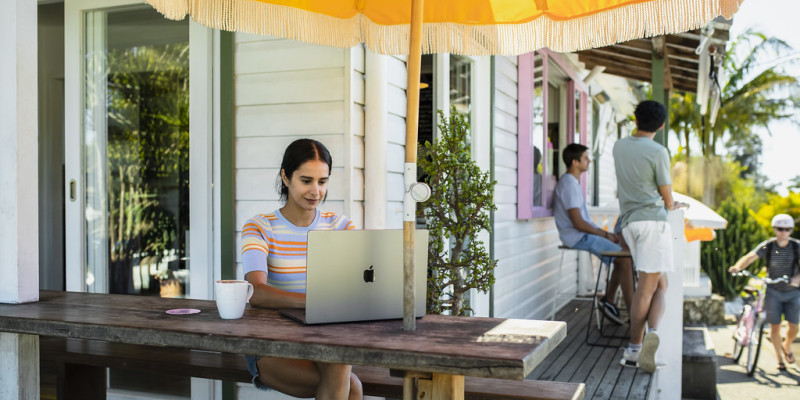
[728,252,759,273]
[245,271,306,309]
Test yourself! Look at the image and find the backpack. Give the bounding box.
[764,238,800,278]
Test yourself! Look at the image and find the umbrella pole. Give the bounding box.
[403,0,424,331]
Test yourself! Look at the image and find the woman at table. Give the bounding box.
[241,138,362,400]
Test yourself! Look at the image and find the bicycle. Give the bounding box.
[730,270,791,376]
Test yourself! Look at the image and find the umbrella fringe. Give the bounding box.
[144,0,741,55]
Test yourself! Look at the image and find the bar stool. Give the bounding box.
[551,246,588,320]
[585,250,636,348]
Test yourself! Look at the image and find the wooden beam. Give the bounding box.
[578,54,652,74]
[582,47,700,73]
[610,38,653,52]
[665,35,701,52]
[662,42,674,91]
[652,36,666,58]
[651,49,667,145]
[666,44,701,62]
[579,55,697,93]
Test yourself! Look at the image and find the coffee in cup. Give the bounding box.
[215,280,254,319]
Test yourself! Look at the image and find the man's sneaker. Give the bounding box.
[599,297,624,325]
[620,348,639,368]
[639,331,660,373]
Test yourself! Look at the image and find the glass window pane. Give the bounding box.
[449,55,471,119]
[84,6,189,298]
[532,53,544,207]
[574,89,581,144]
[545,81,560,210]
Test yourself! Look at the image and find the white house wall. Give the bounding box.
[491,55,575,320]
[233,34,364,278]
[383,55,409,229]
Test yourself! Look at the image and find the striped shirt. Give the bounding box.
[241,209,355,293]
[754,238,800,292]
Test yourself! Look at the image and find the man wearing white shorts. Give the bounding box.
[613,100,676,373]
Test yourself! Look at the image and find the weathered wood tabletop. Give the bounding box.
[0,290,566,380]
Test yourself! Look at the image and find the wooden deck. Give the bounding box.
[526,298,653,399]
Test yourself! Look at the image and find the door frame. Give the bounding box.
[64,0,219,300]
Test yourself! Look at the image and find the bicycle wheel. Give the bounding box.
[733,334,744,363]
[746,323,765,376]
[732,309,748,363]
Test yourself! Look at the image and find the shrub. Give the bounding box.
[418,107,497,316]
[701,199,767,299]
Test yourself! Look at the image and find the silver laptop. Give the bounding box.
[280,229,428,324]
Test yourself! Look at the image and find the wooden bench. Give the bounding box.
[41,337,585,400]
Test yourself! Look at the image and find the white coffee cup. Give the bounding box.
[215,280,254,319]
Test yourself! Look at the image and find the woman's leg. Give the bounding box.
[784,323,798,362]
[784,292,800,362]
[770,324,785,366]
[765,289,787,367]
[256,356,362,400]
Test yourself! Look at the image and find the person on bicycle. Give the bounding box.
[729,213,800,371]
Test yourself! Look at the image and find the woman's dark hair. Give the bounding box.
[633,100,667,133]
[562,143,589,168]
[276,139,333,203]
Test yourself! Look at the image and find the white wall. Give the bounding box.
[233,34,364,277]
[384,55,409,229]
[490,55,574,320]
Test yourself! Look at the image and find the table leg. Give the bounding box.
[409,372,464,400]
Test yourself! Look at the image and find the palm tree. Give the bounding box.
[670,30,799,205]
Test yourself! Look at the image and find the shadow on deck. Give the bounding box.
[527,298,653,399]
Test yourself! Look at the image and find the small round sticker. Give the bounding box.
[165,308,201,315]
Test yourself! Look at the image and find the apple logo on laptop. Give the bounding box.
[363,265,375,283]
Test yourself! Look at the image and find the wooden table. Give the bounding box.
[0,291,567,399]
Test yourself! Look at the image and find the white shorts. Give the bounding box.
[622,220,675,274]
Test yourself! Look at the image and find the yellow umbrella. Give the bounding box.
[145,0,742,330]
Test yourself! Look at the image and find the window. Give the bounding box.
[517,50,588,219]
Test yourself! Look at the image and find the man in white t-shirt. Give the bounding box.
[553,143,633,325]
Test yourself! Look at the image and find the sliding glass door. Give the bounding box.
[76,4,190,296]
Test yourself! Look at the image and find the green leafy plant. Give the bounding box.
[753,191,800,239]
[701,199,768,299]
[418,107,497,316]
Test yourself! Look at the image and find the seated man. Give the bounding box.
[553,143,634,324]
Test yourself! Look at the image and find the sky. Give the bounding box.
[726,0,800,194]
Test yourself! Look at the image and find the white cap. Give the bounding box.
[771,214,795,229]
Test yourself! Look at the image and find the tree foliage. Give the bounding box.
[103,43,190,294]
[418,107,497,316]
[701,199,767,299]
[753,191,800,239]
[669,30,798,204]
[703,30,799,157]
[671,155,765,210]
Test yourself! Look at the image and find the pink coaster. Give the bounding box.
[165,308,201,315]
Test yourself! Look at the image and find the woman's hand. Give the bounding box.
[728,265,740,274]
[245,271,306,309]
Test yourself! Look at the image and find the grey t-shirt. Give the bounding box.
[612,136,671,228]
[754,238,800,292]
[553,173,596,247]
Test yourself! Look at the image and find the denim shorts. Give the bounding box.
[764,287,800,325]
[571,233,622,259]
[245,355,272,391]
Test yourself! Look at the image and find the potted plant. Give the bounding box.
[418,107,497,316]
